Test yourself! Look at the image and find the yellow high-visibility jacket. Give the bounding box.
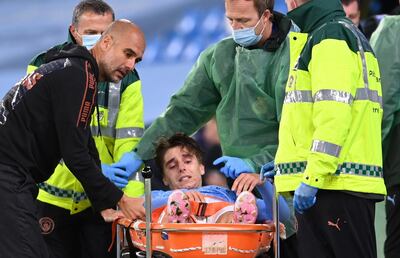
[275,0,386,196]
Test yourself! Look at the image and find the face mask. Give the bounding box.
[232,17,266,47]
[81,34,101,50]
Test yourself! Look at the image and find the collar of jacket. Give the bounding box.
[44,43,99,81]
[262,11,292,52]
[67,29,77,44]
[246,11,291,52]
[287,0,346,33]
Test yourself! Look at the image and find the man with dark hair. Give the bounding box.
[112,1,299,255]
[71,0,115,27]
[149,133,289,226]
[155,133,205,172]
[0,20,146,258]
[26,1,145,257]
[276,0,386,257]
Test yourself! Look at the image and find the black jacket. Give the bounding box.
[0,43,122,211]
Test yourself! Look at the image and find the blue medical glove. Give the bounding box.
[261,160,275,178]
[213,156,253,179]
[101,164,130,188]
[111,151,143,177]
[293,183,318,214]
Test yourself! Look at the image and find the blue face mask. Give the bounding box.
[81,34,101,50]
[232,17,266,47]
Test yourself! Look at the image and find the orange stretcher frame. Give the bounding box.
[116,166,280,258]
[117,217,275,258]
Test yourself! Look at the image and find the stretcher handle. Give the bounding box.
[119,220,274,232]
[260,168,280,258]
[142,166,152,258]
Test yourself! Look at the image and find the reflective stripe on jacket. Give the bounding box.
[37,76,144,213]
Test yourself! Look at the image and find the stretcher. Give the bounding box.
[116,167,280,258]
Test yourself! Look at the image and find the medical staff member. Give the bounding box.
[275,0,386,257]
[112,0,298,257]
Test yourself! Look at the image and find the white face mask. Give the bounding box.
[232,16,266,47]
[81,34,102,50]
[75,29,102,50]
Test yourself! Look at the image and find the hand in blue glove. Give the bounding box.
[213,156,253,179]
[293,182,318,214]
[111,151,143,177]
[101,164,130,188]
[261,160,275,179]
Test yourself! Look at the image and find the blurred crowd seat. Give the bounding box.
[143,6,229,64]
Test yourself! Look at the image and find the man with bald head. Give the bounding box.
[27,2,146,257]
[95,20,145,81]
[0,19,146,258]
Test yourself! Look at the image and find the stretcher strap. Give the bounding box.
[152,200,232,222]
[124,221,137,258]
[190,201,231,217]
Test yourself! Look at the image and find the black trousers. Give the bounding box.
[385,185,400,258]
[296,190,377,258]
[0,164,49,258]
[37,201,115,258]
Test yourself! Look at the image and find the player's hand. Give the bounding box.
[185,191,206,202]
[231,173,261,195]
